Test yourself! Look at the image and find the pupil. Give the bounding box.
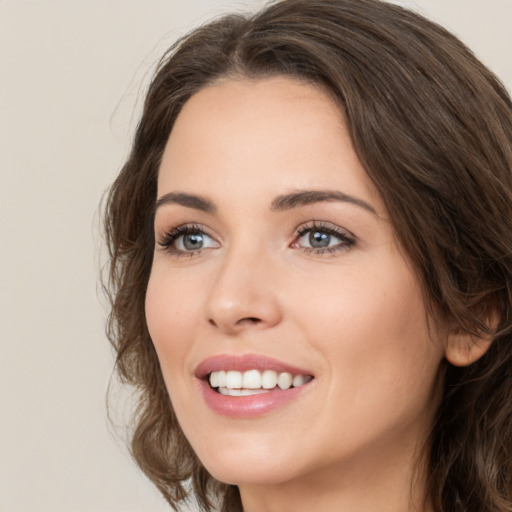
[183,233,203,250]
[309,231,330,248]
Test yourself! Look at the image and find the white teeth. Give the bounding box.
[220,387,241,396]
[208,369,312,393]
[293,374,306,387]
[225,370,243,389]
[209,370,226,388]
[261,370,278,389]
[218,387,269,396]
[277,372,293,390]
[217,371,226,387]
[242,369,261,389]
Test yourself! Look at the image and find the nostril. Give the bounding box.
[207,316,264,330]
[239,317,261,324]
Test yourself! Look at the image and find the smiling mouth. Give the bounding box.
[208,369,314,396]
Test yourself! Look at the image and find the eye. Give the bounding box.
[175,231,216,251]
[292,221,355,254]
[158,224,219,255]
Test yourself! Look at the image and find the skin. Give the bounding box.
[145,76,446,512]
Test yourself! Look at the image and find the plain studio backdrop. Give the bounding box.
[0,1,510,511]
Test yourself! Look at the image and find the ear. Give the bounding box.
[444,315,498,367]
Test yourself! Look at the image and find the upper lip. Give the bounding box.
[195,353,314,380]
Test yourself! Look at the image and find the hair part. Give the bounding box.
[103,1,512,510]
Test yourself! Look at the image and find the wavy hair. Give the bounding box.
[103,1,512,510]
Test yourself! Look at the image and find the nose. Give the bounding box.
[204,246,283,335]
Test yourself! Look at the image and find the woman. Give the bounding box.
[103,0,512,510]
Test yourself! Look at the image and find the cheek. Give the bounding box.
[145,268,202,379]
[290,261,423,341]
[290,259,443,414]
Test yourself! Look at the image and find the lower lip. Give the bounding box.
[198,380,310,418]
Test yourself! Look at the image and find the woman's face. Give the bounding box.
[146,77,445,488]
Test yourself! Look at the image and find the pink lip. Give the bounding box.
[194,354,314,419]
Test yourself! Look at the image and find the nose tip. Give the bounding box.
[207,297,281,334]
[204,260,283,334]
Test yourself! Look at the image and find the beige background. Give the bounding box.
[1,1,510,511]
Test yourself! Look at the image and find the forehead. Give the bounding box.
[158,76,383,213]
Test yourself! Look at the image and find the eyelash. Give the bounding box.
[157,224,214,258]
[157,221,355,257]
[294,221,355,255]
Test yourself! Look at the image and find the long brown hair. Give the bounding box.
[103,1,512,510]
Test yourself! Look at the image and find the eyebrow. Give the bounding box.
[154,189,376,215]
[270,190,377,214]
[154,192,217,213]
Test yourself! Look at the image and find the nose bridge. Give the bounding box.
[204,236,282,333]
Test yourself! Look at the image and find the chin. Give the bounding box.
[195,441,300,486]
[207,464,296,487]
